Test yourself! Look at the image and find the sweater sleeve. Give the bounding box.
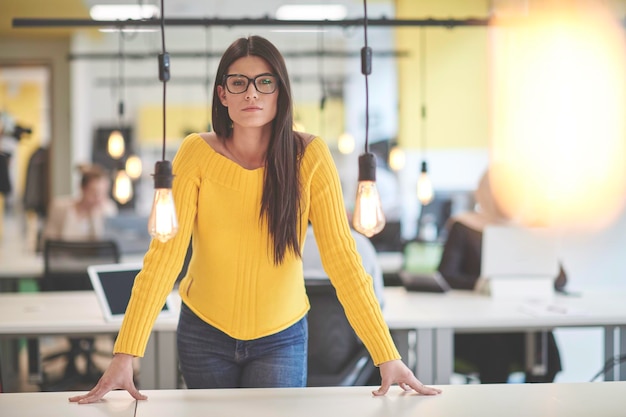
[113,135,200,356]
[305,139,400,365]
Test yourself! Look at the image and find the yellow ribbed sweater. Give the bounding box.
[114,133,400,365]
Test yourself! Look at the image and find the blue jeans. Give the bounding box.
[177,302,308,388]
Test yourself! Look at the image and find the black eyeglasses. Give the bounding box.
[223,73,278,94]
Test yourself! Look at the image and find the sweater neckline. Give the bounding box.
[194,133,265,173]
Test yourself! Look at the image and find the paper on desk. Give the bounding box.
[518,301,588,317]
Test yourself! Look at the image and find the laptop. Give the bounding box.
[479,225,559,299]
[399,270,451,293]
[87,262,176,322]
[399,241,449,293]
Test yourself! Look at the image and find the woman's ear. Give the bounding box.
[217,85,228,107]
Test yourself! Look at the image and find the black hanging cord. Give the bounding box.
[117,27,125,126]
[318,27,327,137]
[153,0,173,190]
[420,28,427,157]
[158,0,170,161]
[361,0,371,154]
[356,0,376,185]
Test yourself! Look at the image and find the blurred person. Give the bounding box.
[437,169,565,383]
[42,164,117,241]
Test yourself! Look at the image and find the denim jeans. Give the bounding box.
[177,302,308,389]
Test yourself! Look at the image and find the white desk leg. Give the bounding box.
[0,339,19,392]
[415,329,435,385]
[604,325,626,381]
[140,336,157,389]
[617,326,626,381]
[140,331,178,390]
[155,331,178,389]
[434,328,453,385]
[390,328,434,384]
[525,331,548,377]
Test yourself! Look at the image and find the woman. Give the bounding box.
[70,36,440,403]
[437,169,564,383]
[42,164,117,241]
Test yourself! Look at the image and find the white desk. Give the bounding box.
[0,291,179,392]
[383,287,626,384]
[4,287,626,392]
[1,382,625,417]
[0,246,42,280]
[0,250,145,291]
[0,390,136,417]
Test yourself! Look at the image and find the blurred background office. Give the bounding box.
[1,0,626,385]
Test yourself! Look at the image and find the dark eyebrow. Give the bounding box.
[227,72,275,78]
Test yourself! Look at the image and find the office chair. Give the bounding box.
[305,279,376,387]
[30,239,120,391]
[367,220,404,252]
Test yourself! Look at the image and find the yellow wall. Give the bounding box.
[137,99,345,148]
[0,77,44,197]
[396,0,490,149]
[294,98,345,144]
[138,105,210,148]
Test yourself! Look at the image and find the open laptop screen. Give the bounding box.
[481,225,560,280]
[88,263,175,322]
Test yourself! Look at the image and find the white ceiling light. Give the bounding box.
[276,4,348,21]
[90,4,159,21]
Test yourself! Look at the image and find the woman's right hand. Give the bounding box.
[68,353,147,404]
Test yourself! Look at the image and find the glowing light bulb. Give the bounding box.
[490,4,626,231]
[337,132,355,155]
[148,161,178,242]
[388,146,405,171]
[107,130,125,159]
[125,154,143,179]
[113,170,133,204]
[417,161,434,205]
[352,153,386,237]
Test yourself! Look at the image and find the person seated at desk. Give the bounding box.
[42,163,117,242]
[437,169,565,384]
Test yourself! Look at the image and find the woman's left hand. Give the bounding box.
[373,359,442,396]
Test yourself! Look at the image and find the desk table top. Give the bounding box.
[383,286,626,331]
[1,382,624,417]
[0,291,178,336]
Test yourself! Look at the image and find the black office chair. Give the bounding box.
[305,279,376,387]
[29,239,120,391]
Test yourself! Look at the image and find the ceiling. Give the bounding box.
[1,0,390,39]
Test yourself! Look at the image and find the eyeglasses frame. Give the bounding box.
[222,73,279,95]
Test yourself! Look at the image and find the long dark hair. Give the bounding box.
[212,36,304,265]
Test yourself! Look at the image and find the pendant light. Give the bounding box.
[337,132,355,155]
[388,145,405,171]
[417,28,434,206]
[125,154,143,180]
[112,169,133,204]
[107,28,126,160]
[148,0,178,242]
[352,0,385,238]
[318,28,327,136]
